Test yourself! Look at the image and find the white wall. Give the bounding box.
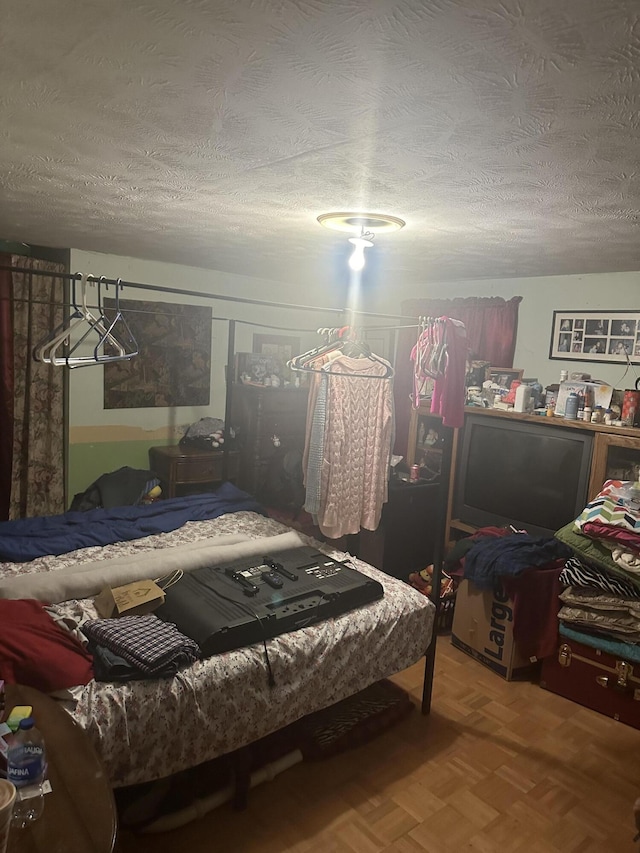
[67,252,640,431]
[364,270,640,391]
[68,249,342,431]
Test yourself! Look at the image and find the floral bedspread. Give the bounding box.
[0,511,434,787]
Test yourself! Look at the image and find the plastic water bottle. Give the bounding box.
[7,718,45,827]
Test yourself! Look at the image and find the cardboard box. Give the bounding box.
[451,579,535,680]
[94,580,165,618]
[555,380,613,416]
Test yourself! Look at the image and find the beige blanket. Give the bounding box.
[0,530,305,603]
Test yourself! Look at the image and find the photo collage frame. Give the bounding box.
[549,311,640,363]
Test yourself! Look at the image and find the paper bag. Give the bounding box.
[94,580,165,618]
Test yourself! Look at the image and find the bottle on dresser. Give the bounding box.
[564,393,579,420]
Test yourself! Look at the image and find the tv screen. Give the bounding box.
[454,414,593,537]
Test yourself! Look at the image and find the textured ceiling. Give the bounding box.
[1,0,640,288]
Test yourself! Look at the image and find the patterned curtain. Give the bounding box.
[394,295,522,457]
[9,256,65,518]
[0,258,13,520]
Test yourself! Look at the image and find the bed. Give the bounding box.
[0,499,435,789]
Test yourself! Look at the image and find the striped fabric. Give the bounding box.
[574,496,640,534]
[304,374,328,519]
[574,480,640,536]
[560,556,640,599]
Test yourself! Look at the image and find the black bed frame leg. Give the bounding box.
[420,421,454,715]
[421,638,437,714]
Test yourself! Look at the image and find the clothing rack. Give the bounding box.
[0,264,415,322]
[1,261,449,715]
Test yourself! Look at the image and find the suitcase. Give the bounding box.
[540,637,640,729]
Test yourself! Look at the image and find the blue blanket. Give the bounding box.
[463,534,572,590]
[559,623,640,665]
[0,482,264,563]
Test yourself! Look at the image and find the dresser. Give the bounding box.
[148,445,240,498]
[227,384,309,502]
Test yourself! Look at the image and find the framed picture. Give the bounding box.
[465,360,491,388]
[407,402,453,484]
[234,352,276,384]
[550,311,640,363]
[489,367,524,389]
[252,333,300,363]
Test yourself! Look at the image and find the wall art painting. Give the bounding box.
[103,299,212,408]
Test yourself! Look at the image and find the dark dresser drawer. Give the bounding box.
[149,446,239,498]
[228,384,309,499]
[174,454,238,483]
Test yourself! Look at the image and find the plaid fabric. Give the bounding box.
[83,614,200,675]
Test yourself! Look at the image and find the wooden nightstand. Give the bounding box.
[148,446,240,498]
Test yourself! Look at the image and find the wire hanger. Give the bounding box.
[32,273,138,368]
[50,275,128,367]
[288,326,394,379]
[33,273,95,363]
[64,276,138,368]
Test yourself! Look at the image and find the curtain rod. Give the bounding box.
[0,264,416,322]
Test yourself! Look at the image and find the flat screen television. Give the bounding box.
[453,414,593,538]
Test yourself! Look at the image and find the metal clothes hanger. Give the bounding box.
[63,277,138,368]
[33,274,138,368]
[288,326,394,379]
[32,273,93,363]
[50,276,128,366]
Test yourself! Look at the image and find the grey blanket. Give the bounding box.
[0,530,305,603]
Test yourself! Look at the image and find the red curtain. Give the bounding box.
[394,295,522,456]
[0,256,14,520]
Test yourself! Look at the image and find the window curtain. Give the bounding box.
[394,295,522,457]
[4,257,65,519]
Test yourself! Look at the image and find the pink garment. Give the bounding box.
[430,318,467,428]
[410,317,467,429]
[318,356,393,539]
[582,521,640,553]
[410,319,446,405]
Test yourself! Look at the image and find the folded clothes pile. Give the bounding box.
[83,614,200,682]
[555,479,640,651]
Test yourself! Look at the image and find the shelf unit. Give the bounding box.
[407,402,453,484]
[445,406,640,545]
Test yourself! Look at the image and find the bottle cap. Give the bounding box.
[18,717,35,730]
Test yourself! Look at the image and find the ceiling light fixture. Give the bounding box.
[348,229,374,271]
[317,212,406,234]
[317,211,405,272]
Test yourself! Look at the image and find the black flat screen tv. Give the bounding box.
[453,414,593,538]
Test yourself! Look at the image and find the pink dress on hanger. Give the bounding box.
[318,355,394,539]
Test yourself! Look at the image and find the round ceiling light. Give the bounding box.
[317,212,405,234]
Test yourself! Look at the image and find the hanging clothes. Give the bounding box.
[411,317,467,429]
[303,354,394,539]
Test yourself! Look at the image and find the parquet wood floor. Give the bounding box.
[119,638,640,852]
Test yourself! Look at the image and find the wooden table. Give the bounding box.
[148,445,240,498]
[4,684,116,853]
